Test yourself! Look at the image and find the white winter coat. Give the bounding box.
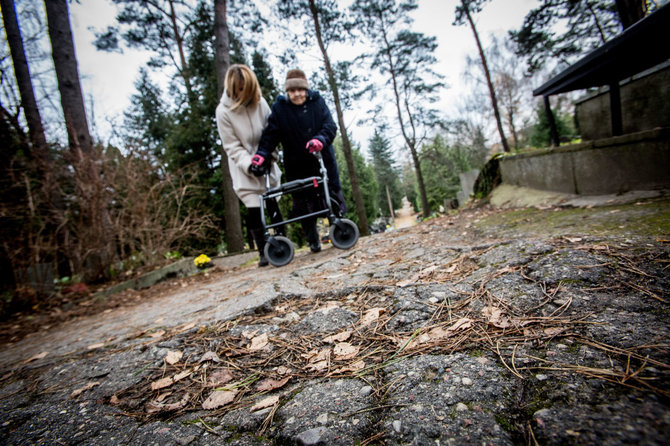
[215,92,281,207]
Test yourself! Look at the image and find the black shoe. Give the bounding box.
[258,254,269,267]
[309,242,321,253]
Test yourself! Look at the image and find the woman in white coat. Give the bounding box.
[215,64,282,266]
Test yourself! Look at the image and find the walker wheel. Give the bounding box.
[264,236,294,267]
[329,219,359,249]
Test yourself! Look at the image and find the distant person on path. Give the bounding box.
[252,69,344,253]
[215,64,283,267]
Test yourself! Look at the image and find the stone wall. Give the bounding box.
[576,61,670,140]
[456,169,480,206]
[499,128,670,195]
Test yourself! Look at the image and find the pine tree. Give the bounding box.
[123,68,172,158]
[350,0,445,219]
[510,0,652,74]
[368,128,401,217]
[454,0,509,153]
[0,0,48,164]
[251,51,280,106]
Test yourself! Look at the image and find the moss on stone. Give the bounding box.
[473,199,670,238]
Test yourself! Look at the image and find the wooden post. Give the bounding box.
[543,95,560,147]
[609,81,623,136]
[386,185,395,219]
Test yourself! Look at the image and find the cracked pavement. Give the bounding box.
[1,194,669,445]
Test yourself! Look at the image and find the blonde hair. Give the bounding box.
[224,64,261,111]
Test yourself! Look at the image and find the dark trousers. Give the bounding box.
[301,217,319,245]
[246,199,283,233]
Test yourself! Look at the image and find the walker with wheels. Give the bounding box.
[258,152,359,267]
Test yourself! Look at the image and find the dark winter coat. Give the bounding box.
[257,90,341,192]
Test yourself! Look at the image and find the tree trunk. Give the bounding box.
[377,18,430,218]
[1,0,48,164]
[44,0,94,156]
[464,4,510,153]
[307,0,369,235]
[616,0,647,29]
[2,0,72,277]
[214,0,244,253]
[168,0,196,107]
[45,0,112,280]
[407,141,429,218]
[214,0,229,98]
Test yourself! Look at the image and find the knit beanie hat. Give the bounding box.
[285,69,309,91]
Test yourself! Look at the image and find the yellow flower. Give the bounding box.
[194,254,211,268]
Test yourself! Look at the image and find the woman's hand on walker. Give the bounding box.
[250,154,267,177]
[306,139,323,153]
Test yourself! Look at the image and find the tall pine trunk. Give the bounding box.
[45,0,112,280]
[1,0,72,277]
[307,0,369,235]
[463,3,510,153]
[1,0,48,163]
[168,0,195,106]
[214,0,244,253]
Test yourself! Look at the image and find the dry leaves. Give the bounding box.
[333,360,366,374]
[207,369,234,387]
[306,361,329,372]
[402,317,474,348]
[482,306,511,329]
[249,395,279,412]
[150,370,192,390]
[248,333,269,352]
[70,381,100,398]
[397,265,438,287]
[302,348,331,363]
[149,330,166,338]
[323,331,351,344]
[105,234,670,421]
[359,308,383,328]
[333,342,360,360]
[255,376,290,392]
[544,327,564,336]
[146,392,190,413]
[179,322,196,332]
[276,366,292,375]
[198,351,221,363]
[165,350,183,365]
[303,347,332,371]
[23,351,48,364]
[202,390,237,410]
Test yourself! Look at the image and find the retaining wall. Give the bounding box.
[499,127,670,195]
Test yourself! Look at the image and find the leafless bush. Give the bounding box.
[2,143,216,304]
[103,149,216,270]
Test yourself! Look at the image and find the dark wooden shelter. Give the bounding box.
[533,3,670,145]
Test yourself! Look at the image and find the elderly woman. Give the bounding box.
[252,69,344,253]
[215,64,282,266]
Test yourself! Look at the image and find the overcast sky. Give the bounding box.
[69,0,539,153]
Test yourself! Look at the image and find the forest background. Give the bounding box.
[1,0,661,316]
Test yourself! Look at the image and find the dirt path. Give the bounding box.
[393,197,417,229]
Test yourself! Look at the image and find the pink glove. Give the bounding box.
[251,154,265,166]
[306,139,323,153]
[250,154,267,177]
